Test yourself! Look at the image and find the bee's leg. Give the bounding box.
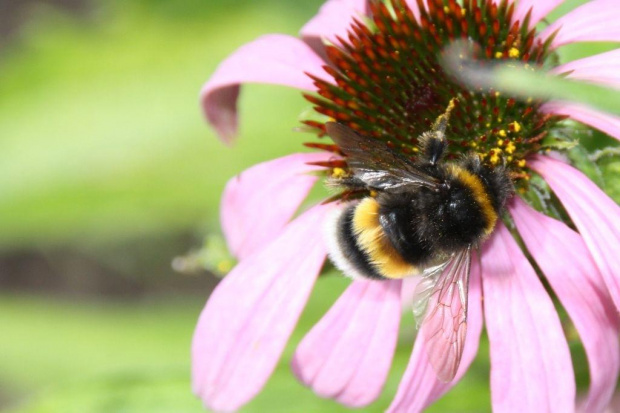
[418,98,456,166]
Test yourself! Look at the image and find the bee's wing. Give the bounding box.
[412,246,472,382]
[325,122,440,191]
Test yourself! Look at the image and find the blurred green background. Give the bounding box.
[0,0,617,412]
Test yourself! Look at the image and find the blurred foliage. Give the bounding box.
[1,277,496,413]
[172,234,236,277]
[453,48,620,116]
[0,0,325,249]
[0,0,615,411]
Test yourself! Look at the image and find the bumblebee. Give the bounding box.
[324,102,513,381]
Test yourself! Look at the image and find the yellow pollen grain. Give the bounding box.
[510,121,522,132]
[517,159,526,168]
[444,5,450,13]
[507,156,513,162]
[413,147,419,152]
[498,130,507,138]
[489,148,502,165]
[470,142,478,148]
[505,142,516,154]
[461,8,467,16]
[509,47,520,58]
[332,167,347,178]
[495,51,503,59]
[369,190,378,197]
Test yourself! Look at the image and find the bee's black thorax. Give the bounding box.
[375,178,484,259]
[431,174,490,249]
[375,159,513,260]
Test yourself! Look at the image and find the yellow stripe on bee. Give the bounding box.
[448,165,498,236]
[352,198,418,279]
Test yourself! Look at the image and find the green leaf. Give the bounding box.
[492,65,620,116]
[172,233,236,276]
[442,41,620,116]
[594,148,620,203]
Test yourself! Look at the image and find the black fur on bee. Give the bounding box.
[324,111,513,280]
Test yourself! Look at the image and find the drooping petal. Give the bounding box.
[552,49,620,90]
[192,205,330,412]
[482,223,575,413]
[201,34,327,142]
[387,255,483,413]
[541,0,620,48]
[292,279,402,407]
[513,0,565,29]
[300,0,368,56]
[221,152,334,260]
[510,198,620,413]
[529,155,620,312]
[542,101,620,142]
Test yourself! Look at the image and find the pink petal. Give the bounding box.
[552,49,620,90]
[513,0,565,29]
[201,34,327,143]
[221,152,334,260]
[482,223,575,413]
[404,0,422,21]
[192,205,330,412]
[400,275,421,309]
[541,0,620,48]
[510,198,620,413]
[387,254,483,413]
[542,101,620,142]
[300,0,368,55]
[529,155,620,312]
[292,279,402,407]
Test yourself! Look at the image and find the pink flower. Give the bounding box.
[193,0,620,412]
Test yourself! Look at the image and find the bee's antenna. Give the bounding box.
[419,98,458,166]
[432,98,457,135]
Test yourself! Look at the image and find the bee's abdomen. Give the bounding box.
[330,204,384,279]
[348,198,419,279]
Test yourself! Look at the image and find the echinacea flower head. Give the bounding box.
[194,0,620,412]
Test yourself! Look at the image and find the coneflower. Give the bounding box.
[194,1,620,411]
